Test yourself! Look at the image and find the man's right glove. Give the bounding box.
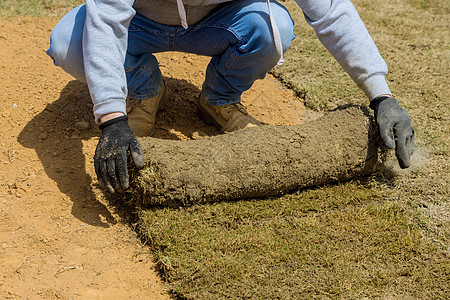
[94,115,144,193]
[370,96,415,169]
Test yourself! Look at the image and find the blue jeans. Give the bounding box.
[47,0,295,106]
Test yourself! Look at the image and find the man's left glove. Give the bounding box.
[94,115,145,193]
[370,96,415,169]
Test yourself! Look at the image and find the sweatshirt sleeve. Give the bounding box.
[83,0,136,123]
[294,0,391,100]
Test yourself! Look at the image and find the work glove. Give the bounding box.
[94,115,144,193]
[370,96,415,169]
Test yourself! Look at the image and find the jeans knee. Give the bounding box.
[238,2,294,60]
[266,2,295,54]
[276,12,295,52]
[46,5,86,81]
[47,27,68,66]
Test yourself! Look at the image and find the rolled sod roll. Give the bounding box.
[130,106,386,206]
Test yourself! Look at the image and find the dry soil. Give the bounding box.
[0,17,308,298]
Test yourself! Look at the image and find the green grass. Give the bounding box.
[0,0,82,17]
[3,0,448,298]
[139,181,448,299]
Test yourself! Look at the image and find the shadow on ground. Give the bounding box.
[17,78,217,226]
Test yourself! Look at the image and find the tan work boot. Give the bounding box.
[126,82,168,137]
[197,93,261,133]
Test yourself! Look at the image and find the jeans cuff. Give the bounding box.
[201,91,241,106]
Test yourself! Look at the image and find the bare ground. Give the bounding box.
[0,17,308,298]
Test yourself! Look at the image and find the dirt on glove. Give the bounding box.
[131,106,386,206]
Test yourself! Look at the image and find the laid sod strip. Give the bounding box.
[138,194,449,299]
[130,105,386,206]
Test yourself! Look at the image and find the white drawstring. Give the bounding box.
[176,0,188,29]
[266,0,284,65]
[175,0,284,65]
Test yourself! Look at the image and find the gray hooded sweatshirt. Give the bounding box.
[83,0,391,122]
